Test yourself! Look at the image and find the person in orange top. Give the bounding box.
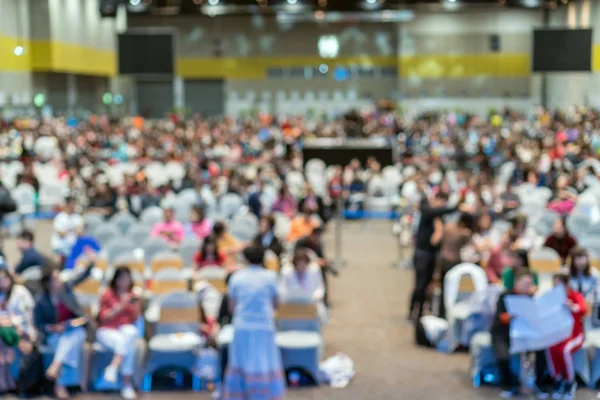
[213,221,246,269]
[287,205,320,243]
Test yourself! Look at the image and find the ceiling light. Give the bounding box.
[130,0,141,5]
[366,0,377,3]
[319,64,329,74]
[448,0,457,3]
[208,0,219,4]
[13,46,24,56]
[287,0,298,3]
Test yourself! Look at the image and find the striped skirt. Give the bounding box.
[223,328,286,400]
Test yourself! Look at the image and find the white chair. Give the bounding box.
[109,212,137,235]
[140,206,164,227]
[180,237,203,268]
[219,193,245,220]
[567,213,591,241]
[177,189,200,207]
[149,268,189,296]
[305,159,326,178]
[38,183,65,212]
[128,224,153,248]
[84,213,105,236]
[579,236,600,264]
[142,237,172,265]
[165,162,186,182]
[93,224,121,247]
[104,238,137,265]
[443,263,488,352]
[230,213,259,242]
[11,183,36,215]
[196,267,227,294]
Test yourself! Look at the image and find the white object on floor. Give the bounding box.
[121,385,137,399]
[319,353,355,388]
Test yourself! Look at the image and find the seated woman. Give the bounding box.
[253,215,283,258]
[491,270,549,398]
[150,207,184,247]
[195,235,227,269]
[279,248,326,322]
[213,222,246,269]
[34,249,96,399]
[502,249,539,291]
[569,247,598,300]
[544,218,577,263]
[270,185,297,218]
[185,205,213,240]
[0,268,36,393]
[547,272,587,400]
[487,230,518,285]
[96,266,142,400]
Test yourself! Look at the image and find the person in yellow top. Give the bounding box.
[287,206,320,243]
[213,221,247,270]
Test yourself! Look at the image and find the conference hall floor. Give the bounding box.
[3,220,599,399]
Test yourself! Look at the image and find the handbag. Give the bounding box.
[0,184,17,215]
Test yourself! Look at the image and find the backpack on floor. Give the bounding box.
[415,315,448,348]
[17,346,45,397]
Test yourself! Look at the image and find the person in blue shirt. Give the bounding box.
[14,230,47,274]
[247,181,263,218]
[64,222,101,270]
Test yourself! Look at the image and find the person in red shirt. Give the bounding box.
[547,272,587,400]
[194,235,227,269]
[96,266,141,400]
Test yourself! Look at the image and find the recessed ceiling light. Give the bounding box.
[130,0,141,5]
[287,0,298,4]
[208,0,219,5]
[366,0,377,3]
[13,46,24,56]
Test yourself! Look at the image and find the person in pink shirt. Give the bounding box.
[150,207,184,246]
[185,205,213,239]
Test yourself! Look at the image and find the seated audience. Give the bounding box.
[270,185,297,218]
[96,266,141,400]
[486,231,517,284]
[150,206,184,247]
[253,215,283,258]
[287,205,320,243]
[34,249,96,399]
[279,248,326,322]
[569,247,598,300]
[51,196,83,259]
[491,270,549,398]
[14,230,46,274]
[472,211,496,263]
[87,180,116,217]
[502,249,539,291]
[546,272,587,400]
[299,185,328,224]
[247,180,263,219]
[195,235,227,269]
[0,268,36,393]
[64,220,101,271]
[544,218,577,262]
[213,221,245,267]
[185,205,212,240]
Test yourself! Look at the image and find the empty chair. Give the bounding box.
[197,266,227,293]
[109,212,137,235]
[567,213,591,241]
[305,159,326,178]
[230,214,259,242]
[579,236,600,262]
[143,292,203,391]
[127,224,152,248]
[142,237,172,265]
[219,193,244,220]
[105,238,137,266]
[177,188,200,207]
[93,224,121,247]
[112,253,146,276]
[84,213,105,236]
[140,206,164,227]
[39,183,66,212]
[529,247,562,274]
[151,252,184,273]
[180,237,203,268]
[12,183,36,215]
[150,268,189,296]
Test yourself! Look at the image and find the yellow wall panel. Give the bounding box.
[399,54,530,79]
[592,44,600,72]
[0,35,32,72]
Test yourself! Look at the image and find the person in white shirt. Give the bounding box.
[51,197,83,259]
[279,248,327,323]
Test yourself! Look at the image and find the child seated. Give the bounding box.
[490,269,550,398]
[547,272,587,400]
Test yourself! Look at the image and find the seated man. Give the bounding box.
[14,230,47,275]
[51,196,83,260]
[287,205,320,243]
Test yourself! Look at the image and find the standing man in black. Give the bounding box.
[408,191,460,321]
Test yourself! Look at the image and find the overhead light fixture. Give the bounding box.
[130,0,141,5]
[13,46,24,56]
[208,0,219,4]
[287,0,298,3]
[448,0,457,3]
[366,0,377,3]
[319,64,329,74]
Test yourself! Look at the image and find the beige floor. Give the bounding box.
[4,219,599,399]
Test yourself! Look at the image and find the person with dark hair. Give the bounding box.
[223,245,285,400]
[502,248,539,291]
[14,230,47,274]
[270,185,297,218]
[287,204,320,243]
[213,221,245,267]
[436,212,474,319]
[544,218,577,262]
[33,248,96,399]
[195,235,226,269]
[491,270,549,398]
[95,266,141,400]
[0,268,35,392]
[569,247,598,300]
[408,191,462,321]
[253,215,283,258]
[547,272,587,399]
[185,205,213,240]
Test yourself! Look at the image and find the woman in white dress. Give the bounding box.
[279,248,326,323]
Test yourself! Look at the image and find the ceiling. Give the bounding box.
[123,0,571,16]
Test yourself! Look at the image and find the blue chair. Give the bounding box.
[142,291,203,392]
